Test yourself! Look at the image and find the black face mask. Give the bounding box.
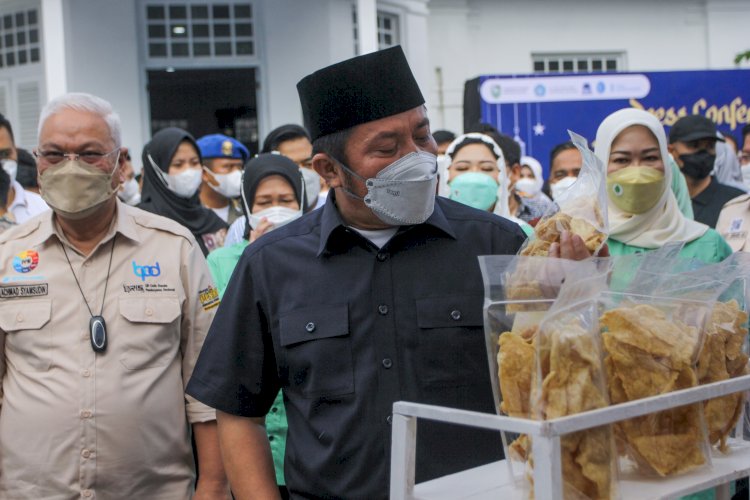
[679,150,716,180]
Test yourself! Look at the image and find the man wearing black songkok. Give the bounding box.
[188,46,593,499]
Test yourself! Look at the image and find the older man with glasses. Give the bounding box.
[0,92,229,499]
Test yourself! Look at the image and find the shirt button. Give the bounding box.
[15,313,23,323]
[81,449,92,459]
[80,409,93,419]
[271,407,278,413]
[376,252,388,262]
[269,436,275,442]
[382,358,393,369]
[81,369,91,378]
[386,415,393,425]
[450,310,462,321]
[82,489,93,497]
[305,322,316,333]
[378,304,389,315]
[145,308,153,316]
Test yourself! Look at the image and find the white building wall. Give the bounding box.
[63,0,144,155]
[426,0,750,133]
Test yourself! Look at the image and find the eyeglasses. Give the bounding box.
[34,147,120,165]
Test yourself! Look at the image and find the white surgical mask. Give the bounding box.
[205,167,242,198]
[550,176,577,201]
[300,167,321,209]
[118,177,141,206]
[742,164,750,187]
[248,205,302,231]
[148,154,202,198]
[2,159,17,183]
[514,177,540,197]
[337,151,438,226]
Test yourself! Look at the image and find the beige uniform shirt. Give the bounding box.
[716,193,750,252]
[0,201,218,499]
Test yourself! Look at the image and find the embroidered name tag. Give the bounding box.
[0,283,48,298]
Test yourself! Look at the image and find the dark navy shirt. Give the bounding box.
[692,178,746,228]
[187,193,526,499]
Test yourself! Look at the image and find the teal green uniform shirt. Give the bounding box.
[607,228,731,264]
[206,241,288,486]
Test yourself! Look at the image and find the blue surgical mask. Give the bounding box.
[448,172,498,211]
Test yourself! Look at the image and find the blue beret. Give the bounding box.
[196,134,250,161]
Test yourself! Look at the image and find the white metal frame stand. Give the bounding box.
[391,373,750,500]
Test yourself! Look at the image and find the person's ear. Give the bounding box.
[117,147,128,183]
[312,153,342,189]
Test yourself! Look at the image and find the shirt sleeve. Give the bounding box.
[180,238,220,424]
[187,249,280,418]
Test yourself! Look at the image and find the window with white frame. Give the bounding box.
[0,8,41,68]
[351,5,401,54]
[377,11,399,49]
[532,53,625,74]
[145,2,255,59]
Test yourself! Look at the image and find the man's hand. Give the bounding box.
[548,231,610,260]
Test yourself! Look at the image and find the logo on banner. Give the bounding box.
[13,250,39,273]
[132,261,161,281]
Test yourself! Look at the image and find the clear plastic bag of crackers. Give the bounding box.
[598,252,738,478]
[519,131,608,257]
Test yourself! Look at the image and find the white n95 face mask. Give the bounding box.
[118,177,141,206]
[514,177,540,197]
[550,176,577,201]
[248,205,302,231]
[205,167,242,198]
[300,167,321,209]
[337,151,438,226]
[2,159,17,183]
[148,154,202,198]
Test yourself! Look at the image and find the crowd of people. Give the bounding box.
[0,44,749,499]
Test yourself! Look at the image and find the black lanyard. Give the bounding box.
[60,234,116,353]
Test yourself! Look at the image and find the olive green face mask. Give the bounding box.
[39,159,120,220]
[606,165,665,214]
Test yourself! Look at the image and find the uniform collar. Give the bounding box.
[33,198,142,250]
[316,191,456,257]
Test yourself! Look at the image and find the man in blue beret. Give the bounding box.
[197,134,249,225]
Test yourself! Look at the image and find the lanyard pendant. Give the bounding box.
[90,315,107,353]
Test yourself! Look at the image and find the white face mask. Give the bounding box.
[2,159,17,183]
[742,164,750,186]
[205,167,242,198]
[148,155,202,199]
[337,151,438,226]
[248,205,302,231]
[514,177,540,197]
[550,175,577,201]
[300,167,321,209]
[118,177,141,206]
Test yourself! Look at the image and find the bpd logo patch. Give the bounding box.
[13,250,39,273]
[132,261,161,281]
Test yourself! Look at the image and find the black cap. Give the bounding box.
[669,115,724,144]
[297,46,424,142]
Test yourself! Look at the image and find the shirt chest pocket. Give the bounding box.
[0,300,53,372]
[416,295,485,388]
[118,296,181,370]
[279,304,353,398]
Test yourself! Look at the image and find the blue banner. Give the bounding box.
[478,69,750,176]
